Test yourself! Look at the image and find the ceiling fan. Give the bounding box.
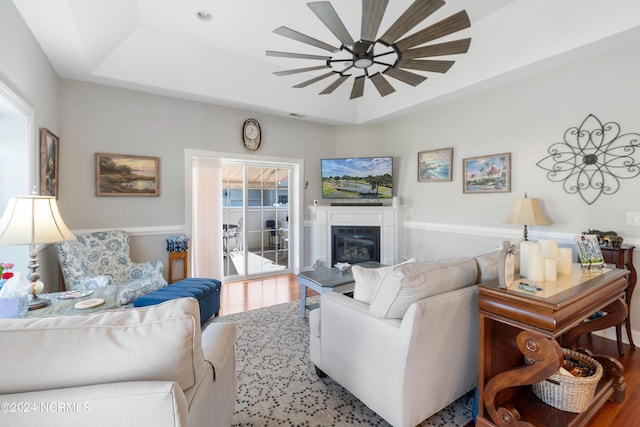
[266,0,472,100]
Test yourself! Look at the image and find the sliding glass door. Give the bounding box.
[222,162,290,279]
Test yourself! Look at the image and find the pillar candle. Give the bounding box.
[520,242,530,277]
[558,247,573,275]
[528,253,546,282]
[540,240,559,259]
[545,258,558,282]
[520,242,541,278]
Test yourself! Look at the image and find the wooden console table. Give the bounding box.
[476,266,629,427]
[600,244,636,353]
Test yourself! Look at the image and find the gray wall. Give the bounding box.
[0,0,60,292]
[335,29,640,337]
[57,79,336,271]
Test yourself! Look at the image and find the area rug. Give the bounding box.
[204,297,474,426]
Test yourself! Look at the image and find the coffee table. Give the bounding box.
[297,261,382,318]
[28,287,120,317]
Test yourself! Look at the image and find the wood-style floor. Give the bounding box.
[220,273,639,426]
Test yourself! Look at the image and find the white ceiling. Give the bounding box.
[12,0,640,125]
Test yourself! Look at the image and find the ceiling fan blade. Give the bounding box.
[401,38,471,60]
[395,11,471,51]
[266,50,331,61]
[273,26,338,52]
[369,72,396,97]
[319,75,350,94]
[361,0,389,42]
[397,59,454,73]
[384,68,427,86]
[293,72,337,88]
[350,75,366,99]
[308,2,355,45]
[273,65,331,76]
[379,0,445,45]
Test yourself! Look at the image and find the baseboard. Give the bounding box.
[593,327,639,347]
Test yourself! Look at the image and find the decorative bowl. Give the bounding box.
[334,263,351,271]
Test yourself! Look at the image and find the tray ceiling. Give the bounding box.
[12,0,640,124]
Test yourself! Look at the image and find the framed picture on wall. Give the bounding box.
[95,153,160,197]
[463,152,511,193]
[418,148,453,182]
[39,128,59,198]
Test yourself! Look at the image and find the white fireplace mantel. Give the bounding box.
[309,205,401,267]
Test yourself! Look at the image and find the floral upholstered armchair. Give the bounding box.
[55,230,167,305]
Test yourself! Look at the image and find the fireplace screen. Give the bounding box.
[332,226,380,266]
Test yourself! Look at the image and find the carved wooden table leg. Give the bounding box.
[562,298,628,355]
[483,330,563,427]
[592,353,626,402]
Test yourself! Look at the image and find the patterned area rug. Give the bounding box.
[205,297,473,426]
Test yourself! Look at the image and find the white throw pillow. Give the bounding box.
[369,258,478,319]
[352,258,416,304]
[475,251,501,283]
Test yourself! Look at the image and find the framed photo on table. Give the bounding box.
[418,148,453,182]
[463,152,511,193]
[39,128,59,198]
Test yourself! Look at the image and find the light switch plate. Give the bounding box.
[627,212,640,226]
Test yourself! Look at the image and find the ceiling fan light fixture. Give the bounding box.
[353,55,374,69]
[269,1,471,100]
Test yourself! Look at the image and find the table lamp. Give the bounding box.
[0,194,75,310]
[505,193,550,241]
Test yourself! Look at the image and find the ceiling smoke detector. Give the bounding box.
[196,10,212,21]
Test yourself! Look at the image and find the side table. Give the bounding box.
[297,261,382,318]
[601,244,636,352]
[476,266,628,427]
[28,287,120,317]
[297,268,356,318]
[168,251,188,284]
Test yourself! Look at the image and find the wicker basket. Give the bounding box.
[527,348,603,413]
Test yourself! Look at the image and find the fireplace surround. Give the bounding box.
[310,205,400,267]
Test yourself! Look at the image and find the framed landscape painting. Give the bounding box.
[96,153,159,197]
[418,148,453,182]
[39,128,59,198]
[463,153,511,193]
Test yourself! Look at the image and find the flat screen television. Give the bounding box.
[321,156,393,200]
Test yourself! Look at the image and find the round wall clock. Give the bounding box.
[242,118,261,151]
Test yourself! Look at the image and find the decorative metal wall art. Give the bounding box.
[537,114,640,205]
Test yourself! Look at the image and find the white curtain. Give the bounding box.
[191,157,223,279]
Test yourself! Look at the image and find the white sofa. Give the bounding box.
[0,298,236,427]
[309,254,499,427]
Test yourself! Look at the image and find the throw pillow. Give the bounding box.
[369,257,478,319]
[352,258,416,304]
[475,251,500,283]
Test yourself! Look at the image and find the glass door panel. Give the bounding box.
[222,163,290,279]
[222,164,243,277]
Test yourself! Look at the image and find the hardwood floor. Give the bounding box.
[219,274,639,426]
[219,273,315,316]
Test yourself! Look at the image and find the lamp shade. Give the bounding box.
[0,195,75,245]
[505,197,550,226]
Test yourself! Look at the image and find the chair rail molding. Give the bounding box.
[403,221,640,247]
[72,225,186,237]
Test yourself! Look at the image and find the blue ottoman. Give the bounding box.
[133,278,221,323]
